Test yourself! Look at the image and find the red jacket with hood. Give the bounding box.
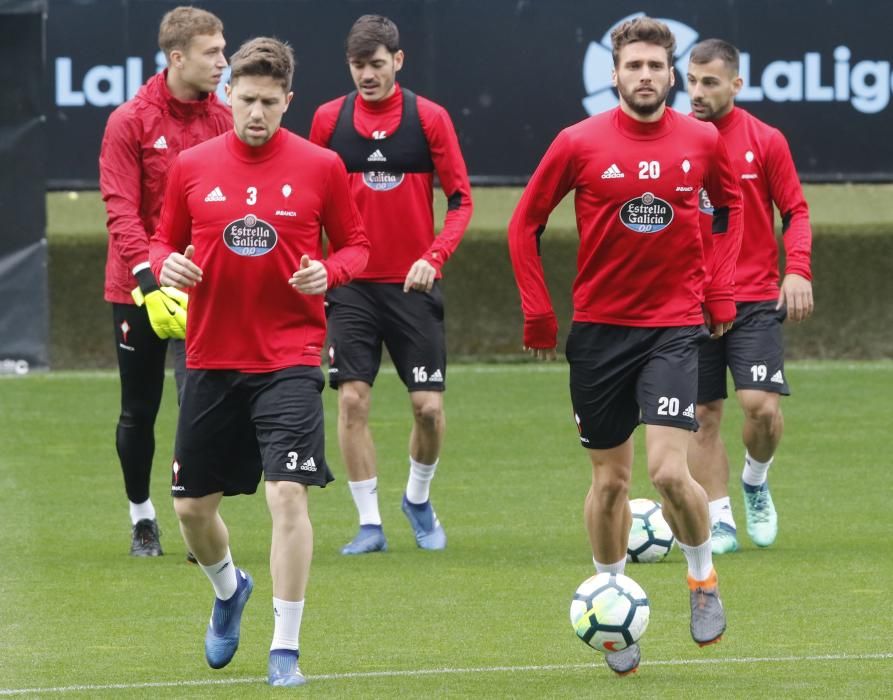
[99,70,231,303]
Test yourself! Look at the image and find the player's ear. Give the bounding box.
[393,49,404,72]
[169,48,183,69]
[224,81,232,104]
[611,68,618,88]
[284,91,294,112]
[731,74,743,97]
[669,65,676,88]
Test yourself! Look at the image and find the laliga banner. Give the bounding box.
[47,0,893,187]
[1,0,49,374]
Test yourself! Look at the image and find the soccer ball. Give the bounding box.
[626,498,675,563]
[570,573,650,653]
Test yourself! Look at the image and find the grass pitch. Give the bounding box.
[1,362,892,697]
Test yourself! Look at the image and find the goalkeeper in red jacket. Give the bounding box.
[98,6,230,557]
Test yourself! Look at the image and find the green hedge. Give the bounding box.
[49,227,893,368]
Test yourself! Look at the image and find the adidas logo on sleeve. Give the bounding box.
[600,163,624,179]
[153,136,168,150]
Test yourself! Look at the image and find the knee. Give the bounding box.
[412,396,443,432]
[691,402,722,446]
[119,398,159,427]
[173,497,215,528]
[741,397,781,430]
[339,385,370,427]
[649,461,688,500]
[267,481,309,521]
[591,470,630,508]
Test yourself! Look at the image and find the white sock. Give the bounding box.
[129,499,156,525]
[593,556,626,575]
[199,549,238,600]
[271,598,304,651]
[405,457,438,505]
[348,478,382,526]
[742,451,773,486]
[678,538,714,582]
[708,497,736,528]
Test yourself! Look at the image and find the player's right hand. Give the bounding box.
[160,244,203,288]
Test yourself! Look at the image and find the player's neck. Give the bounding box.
[618,100,666,123]
[166,70,203,102]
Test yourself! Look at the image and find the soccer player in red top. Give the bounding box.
[310,15,473,555]
[99,6,230,557]
[686,39,814,555]
[509,17,743,675]
[151,38,369,687]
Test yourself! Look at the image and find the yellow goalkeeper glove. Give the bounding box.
[131,268,188,339]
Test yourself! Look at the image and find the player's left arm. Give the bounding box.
[305,155,370,293]
[406,104,473,292]
[766,130,814,322]
[702,135,744,337]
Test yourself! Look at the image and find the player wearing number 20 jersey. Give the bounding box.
[509,18,743,674]
[510,104,742,342]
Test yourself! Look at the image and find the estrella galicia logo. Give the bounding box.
[223,213,278,256]
[582,12,698,115]
[363,171,405,192]
[698,188,714,215]
[619,192,674,233]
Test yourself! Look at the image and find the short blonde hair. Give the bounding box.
[158,6,223,59]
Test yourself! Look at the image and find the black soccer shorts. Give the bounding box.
[566,322,710,449]
[171,365,333,498]
[326,281,446,392]
[697,301,791,404]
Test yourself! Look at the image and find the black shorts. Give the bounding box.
[566,323,710,450]
[698,301,791,404]
[326,281,446,392]
[171,366,333,498]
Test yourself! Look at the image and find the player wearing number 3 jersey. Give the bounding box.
[150,38,369,687]
[509,17,743,675]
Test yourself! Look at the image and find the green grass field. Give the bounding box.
[46,184,893,238]
[1,362,892,697]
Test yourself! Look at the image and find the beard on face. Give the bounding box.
[617,81,671,116]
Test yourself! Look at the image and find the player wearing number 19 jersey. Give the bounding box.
[509,18,743,675]
[687,39,814,556]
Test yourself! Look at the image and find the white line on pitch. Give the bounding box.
[2,652,891,696]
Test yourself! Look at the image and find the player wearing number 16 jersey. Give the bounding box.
[310,15,473,556]
[150,38,369,687]
[509,17,742,675]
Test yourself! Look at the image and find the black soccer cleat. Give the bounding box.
[130,518,163,557]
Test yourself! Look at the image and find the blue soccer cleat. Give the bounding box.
[742,480,778,547]
[340,524,388,555]
[204,568,253,669]
[401,496,446,550]
[710,521,740,555]
[268,648,307,687]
